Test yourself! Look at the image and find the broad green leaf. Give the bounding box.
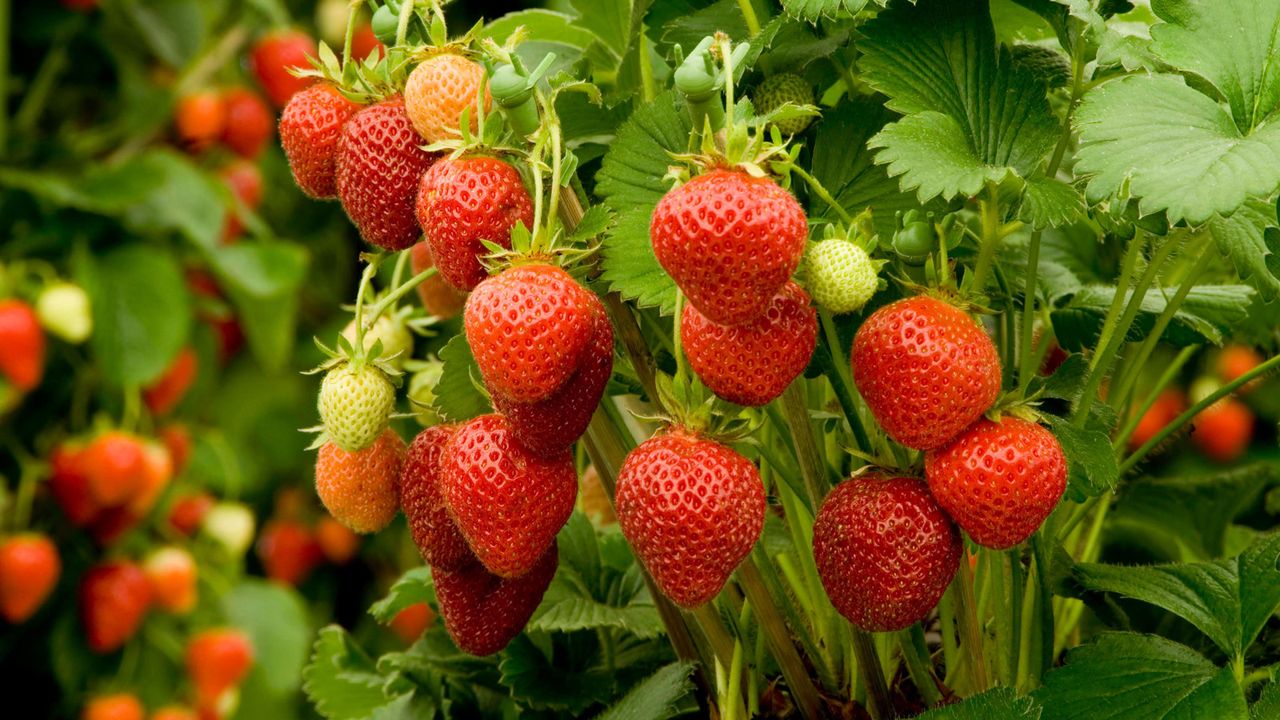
[481,10,607,74]
[302,626,388,720]
[780,0,880,22]
[116,0,207,67]
[1020,176,1085,229]
[78,243,192,386]
[1068,532,1280,658]
[369,567,435,623]
[596,90,690,314]
[660,0,747,51]
[861,0,1058,202]
[380,625,496,682]
[594,662,696,720]
[528,584,664,638]
[915,687,1042,719]
[1207,201,1280,305]
[998,226,1101,303]
[1252,682,1280,720]
[1048,419,1118,501]
[208,241,309,372]
[498,635,614,712]
[1050,284,1255,350]
[431,334,491,421]
[1075,74,1280,224]
[223,580,313,695]
[1035,633,1248,720]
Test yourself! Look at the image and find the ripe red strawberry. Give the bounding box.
[144,546,198,614]
[0,534,60,622]
[186,628,254,707]
[851,296,1001,450]
[82,431,148,506]
[410,242,467,319]
[0,299,45,391]
[1127,388,1186,451]
[400,425,472,571]
[126,439,173,516]
[464,264,596,403]
[220,87,273,158]
[315,427,405,533]
[1219,344,1264,390]
[682,280,816,406]
[1192,397,1253,463]
[279,84,360,199]
[218,159,264,242]
[315,517,360,564]
[614,428,765,609]
[83,694,145,720]
[249,30,316,107]
[256,519,322,585]
[144,346,198,415]
[441,415,577,578]
[434,543,557,656]
[160,423,192,475]
[174,90,227,152]
[387,602,436,644]
[491,300,613,456]
[813,475,961,632]
[925,417,1067,549]
[650,168,808,326]
[415,156,534,291]
[335,98,436,250]
[168,491,214,536]
[81,560,151,653]
[51,440,100,526]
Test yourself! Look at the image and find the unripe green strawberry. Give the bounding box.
[36,282,92,343]
[802,239,882,314]
[317,363,395,452]
[341,315,413,369]
[407,361,444,427]
[201,502,256,557]
[753,74,815,135]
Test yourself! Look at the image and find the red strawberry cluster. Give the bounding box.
[0,299,46,402]
[651,168,816,406]
[50,431,176,545]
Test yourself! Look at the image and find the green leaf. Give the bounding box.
[1019,176,1085,229]
[431,334,491,422]
[570,204,615,244]
[1047,419,1119,501]
[498,635,614,712]
[596,89,690,314]
[780,0,880,22]
[860,0,1058,202]
[1067,532,1280,658]
[369,567,435,623]
[78,243,192,386]
[481,10,606,73]
[1251,682,1280,720]
[660,0,747,51]
[302,626,389,720]
[223,580,313,696]
[117,0,207,67]
[1035,633,1249,720]
[1207,201,1280,305]
[1075,74,1280,225]
[998,226,1101,303]
[1050,284,1255,350]
[914,687,1042,719]
[594,662,696,720]
[209,242,309,372]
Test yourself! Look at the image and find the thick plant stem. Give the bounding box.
[850,629,894,719]
[819,310,872,452]
[691,602,739,671]
[363,267,437,328]
[952,558,990,691]
[780,381,829,511]
[968,183,1003,292]
[1002,550,1023,689]
[1027,533,1054,687]
[736,0,762,36]
[738,559,826,720]
[1017,230,1044,388]
[900,626,941,707]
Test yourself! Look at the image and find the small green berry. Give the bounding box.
[341,315,413,369]
[36,282,92,343]
[753,74,816,135]
[318,363,395,452]
[803,239,881,314]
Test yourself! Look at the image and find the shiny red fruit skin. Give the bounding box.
[434,543,557,656]
[1192,398,1253,463]
[250,30,316,107]
[813,475,961,632]
[409,242,467,319]
[0,300,45,391]
[257,520,322,585]
[83,694,144,720]
[0,534,60,623]
[492,298,613,457]
[925,417,1067,549]
[682,280,816,407]
[220,88,273,158]
[82,431,147,506]
[416,156,534,291]
[851,296,1001,450]
[81,560,151,653]
[279,84,360,199]
[168,491,214,535]
[650,169,808,326]
[186,628,254,706]
[464,264,596,403]
[400,425,473,571]
[144,346,198,415]
[441,415,577,578]
[615,428,765,609]
[335,98,436,250]
[51,441,101,526]
[314,428,405,534]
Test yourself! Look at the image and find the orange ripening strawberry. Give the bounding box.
[257,519,322,586]
[416,156,533,291]
[174,90,227,152]
[51,440,101,526]
[813,475,961,632]
[388,602,436,644]
[83,694,145,720]
[315,427,405,533]
[144,347,198,415]
[1127,388,1186,451]
[852,296,1001,450]
[404,53,491,143]
[465,264,597,403]
[0,533,60,623]
[1218,344,1265,392]
[400,425,472,571]
[218,159,264,243]
[615,428,765,609]
[492,299,614,457]
[160,424,192,476]
[925,416,1067,549]
[651,168,808,325]
[1192,398,1254,463]
[168,491,214,536]
[220,87,273,159]
[249,30,316,107]
[144,546,197,614]
[279,83,360,199]
[334,98,436,250]
[81,560,151,653]
[0,299,45,391]
[315,517,360,565]
[441,415,577,578]
[409,242,467,319]
[82,431,148,507]
[434,544,557,656]
[126,440,173,517]
[186,628,254,707]
[682,280,816,407]
[151,706,198,720]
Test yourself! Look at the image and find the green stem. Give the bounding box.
[790,163,854,224]
[953,557,990,691]
[341,2,360,66]
[1017,229,1043,389]
[968,183,1003,292]
[1028,532,1054,685]
[13,16,79,138]
[364,266,436,329]
[1112,345,1197,452]
[739,559,826,720]
[899,626,941,707]
[780,381,829,512]
[820,310,872,453]
[851,629,894,719]
[638,33,657,103]
[394,0,415,46]
[736,0,762,36]
[1005,550,1023,688]
[0,0,8,155]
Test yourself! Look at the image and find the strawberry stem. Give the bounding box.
[363,265,437,329]
[789,163,854,224]
[900,624,942,707]
[951,557,991,692]
[340,1,359,68]
[779,382,828,511]
[394,0,416,47]
[738,559,827,720]
[849,628,893,719]
[736,0,762,37]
